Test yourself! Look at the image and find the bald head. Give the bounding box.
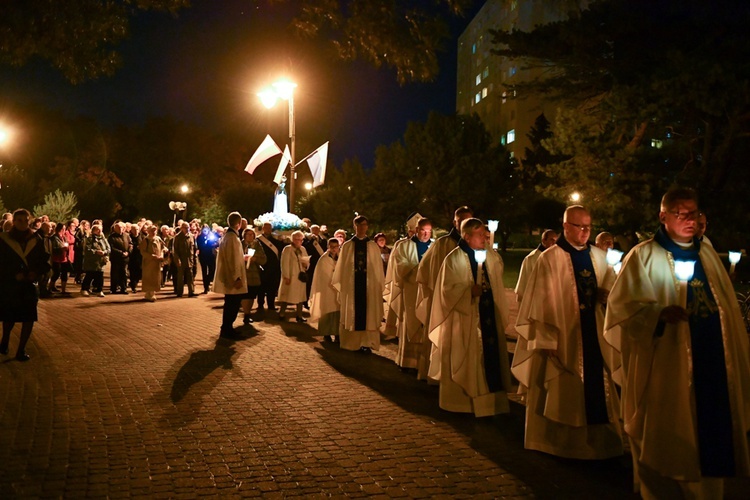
[595,232,614,251]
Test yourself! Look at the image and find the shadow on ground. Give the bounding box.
[155,328,263,428]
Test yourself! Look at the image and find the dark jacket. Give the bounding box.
[107,232,132,264]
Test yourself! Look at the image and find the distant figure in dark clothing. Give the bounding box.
[108,222,132,294]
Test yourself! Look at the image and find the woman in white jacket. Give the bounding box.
[277,230,309,322]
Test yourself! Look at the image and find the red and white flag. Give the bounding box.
[245,135,282,174]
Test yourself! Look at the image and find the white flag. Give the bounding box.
[306,142,329,188]
[273,145,292,185]
[245,135,282,174]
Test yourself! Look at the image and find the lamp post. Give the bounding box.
[258,79,298,210]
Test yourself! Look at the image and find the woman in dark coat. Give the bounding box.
[0,209,51,361]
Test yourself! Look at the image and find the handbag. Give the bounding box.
[296,251,308,282]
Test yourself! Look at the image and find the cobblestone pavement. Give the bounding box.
[1,277,747,498]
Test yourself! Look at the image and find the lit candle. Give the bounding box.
[674,260,696,309]
[728,251,742,274]
[474,249,487,286]
[487,220,499,249]
[606,248,624,274]
[245,247,256,269]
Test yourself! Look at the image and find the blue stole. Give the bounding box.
[412,236,431,262]
[458,239,503,392]
[654,227,735,476]
[556,235,609,425]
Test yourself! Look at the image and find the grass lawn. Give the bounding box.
[499,248,531,289]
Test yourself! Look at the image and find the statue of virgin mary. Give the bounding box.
[272,175,289,215]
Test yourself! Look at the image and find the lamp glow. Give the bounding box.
[487,219,499,248]
[474,249,487,286]
[570,191,581,202]
[257,89,278,109]
[674,259,695,310]
[474,249,487,264]
[272,80,297,100]
[180,184,189,194]
[729,251,742,265]
[606,248,624,266]
[729,251,742,274]
[674,260,696,282]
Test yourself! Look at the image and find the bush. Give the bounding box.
[33,189,80,223]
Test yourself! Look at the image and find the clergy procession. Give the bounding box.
[2,186,749,498]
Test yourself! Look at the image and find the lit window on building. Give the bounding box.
[501,135,507,146]
[476,74,481,85]
[472,43,476,54]
[475,93,481,104]
[651,139,663,149]
[483,67,489,78]
[482,87,488,98]
[509,66,517,77]
[511,0,518,11]
[507,129,516,144]
[509,151,515,159]
[502,91,507,104]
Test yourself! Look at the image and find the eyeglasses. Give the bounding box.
[566,222,592,232]
[668,210,702,221]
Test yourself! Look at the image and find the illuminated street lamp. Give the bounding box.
[0,125,10,147]
[180,184,189,195]
[570,191,582,203]
[258,79,298,209]
[304,182,313,191]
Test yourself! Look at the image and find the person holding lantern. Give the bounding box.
[605,187,750,498]
[427,218,511,417]
[514,205,621,459]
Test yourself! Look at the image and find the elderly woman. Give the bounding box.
[49,221,76,296]
[139,225,166,302]
[80,224,110,297]
[277,230,310,322]
[241,229,267,324]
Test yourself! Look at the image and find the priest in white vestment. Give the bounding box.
[389,218,433,369]
[309,238,341,342]
[331,215,385,352]
[513,229,558,398]
[515,229,558,303]
[605,188,750,498]
[415,206,474,380]
[514,206,622,459]
[428,218,512,417]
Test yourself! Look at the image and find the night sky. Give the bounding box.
[1,1,481,168]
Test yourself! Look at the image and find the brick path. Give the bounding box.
[0,276,746,498]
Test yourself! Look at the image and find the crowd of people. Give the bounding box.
[1,185,748,498]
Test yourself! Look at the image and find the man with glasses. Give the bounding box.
[514,205,622,459]
[605,187,750,497]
